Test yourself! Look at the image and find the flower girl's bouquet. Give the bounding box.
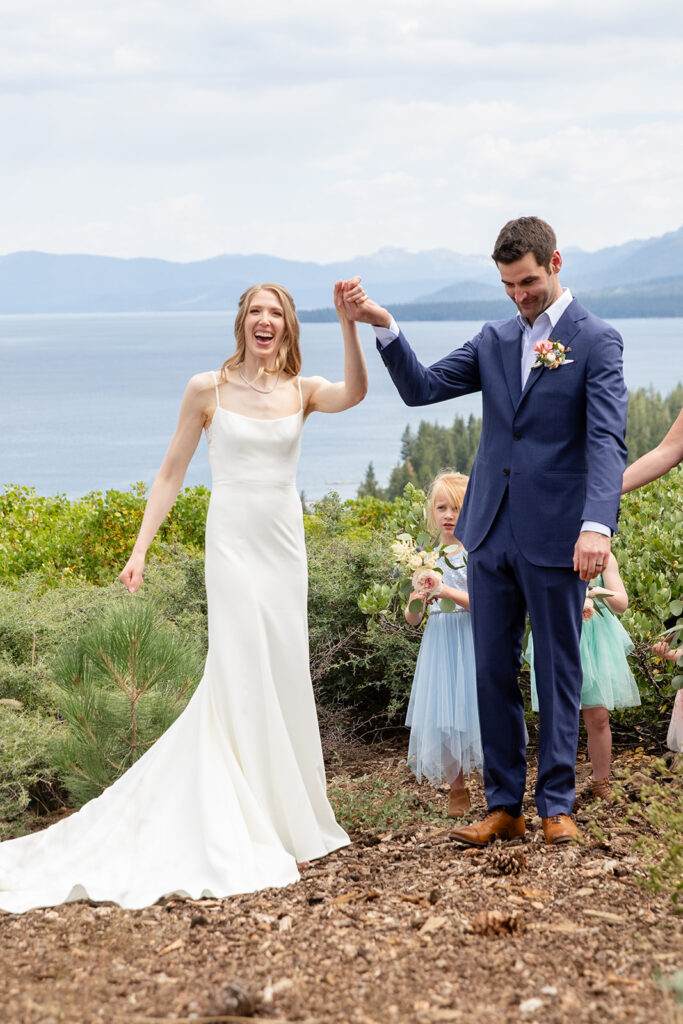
[359,494,462,620]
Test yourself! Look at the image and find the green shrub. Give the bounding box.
[50,600,204,807]
[328,768,443,834]
[614,467,683,736]
[0,706,60,839]
[625,757,683,907]
[0,484,209,585]
[306,495,420,717]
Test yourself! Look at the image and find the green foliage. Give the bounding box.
[358,462,382,499]
[306,499,420,718]
[0,549,208,715]
[0,483,209,585]
[625,383,683,463]
[657,969,683,1006]
[0,706,59,839]
[625,758,683,907]
[361,414,482,500]
[50,600,204,807]
[328,768,443,834]
[614,468,683,734]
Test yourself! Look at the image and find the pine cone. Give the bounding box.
[486,847,527,875]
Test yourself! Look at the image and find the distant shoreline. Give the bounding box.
[300,297,683,323]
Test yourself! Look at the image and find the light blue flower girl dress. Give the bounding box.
[406,551,483,785]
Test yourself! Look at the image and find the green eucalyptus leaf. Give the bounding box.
[670,599,683,617]
[439,597,456,613]
[672,674,683,691]
[408,598,424,615]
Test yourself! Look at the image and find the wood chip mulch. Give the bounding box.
[0,740,681,1024]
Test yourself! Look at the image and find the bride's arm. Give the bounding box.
[119,374,210,592]
[622,407,683,493]
[303,282,368,415]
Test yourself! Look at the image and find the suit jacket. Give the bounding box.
[379,298,628,566]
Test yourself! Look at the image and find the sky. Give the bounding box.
[3,0,683,263]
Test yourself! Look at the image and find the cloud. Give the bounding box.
[1,1,682,260]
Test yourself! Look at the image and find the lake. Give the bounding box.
[0,313,681,501]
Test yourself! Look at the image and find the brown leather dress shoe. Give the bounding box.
[541,814,580,845]
[452,809,525,847]
[447,787,471,818]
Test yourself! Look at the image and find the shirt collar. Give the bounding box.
[517,287,573,332]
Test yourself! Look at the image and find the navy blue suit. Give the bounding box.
[380,298,628,815]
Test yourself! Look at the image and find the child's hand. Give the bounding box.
[582,596,595,621]
[652,640,683,662]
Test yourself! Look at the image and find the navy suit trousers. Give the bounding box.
[468,493,586,817]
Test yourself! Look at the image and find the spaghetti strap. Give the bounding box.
[297,375,303,413]
[211,370,221,408]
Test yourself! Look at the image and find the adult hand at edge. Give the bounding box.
[572,531,611,583]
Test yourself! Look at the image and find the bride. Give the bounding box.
[0,281,368,913]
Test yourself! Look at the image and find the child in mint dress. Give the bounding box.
[526,552,639,799]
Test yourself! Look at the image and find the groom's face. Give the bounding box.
[497,251,562,325]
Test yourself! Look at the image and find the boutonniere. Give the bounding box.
[532,339,573,370]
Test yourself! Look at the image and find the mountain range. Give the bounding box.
[1,226,682,317]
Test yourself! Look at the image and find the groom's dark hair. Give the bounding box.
[492,217,557,269]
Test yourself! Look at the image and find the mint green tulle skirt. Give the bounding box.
[526,608,641,712]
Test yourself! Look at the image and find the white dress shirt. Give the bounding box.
[373,291,610,538]
[519,287,573,388]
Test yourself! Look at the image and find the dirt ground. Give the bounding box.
[0,737,681,1024]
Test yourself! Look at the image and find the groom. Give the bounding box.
[341,217,628,844]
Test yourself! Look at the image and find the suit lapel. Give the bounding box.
[498,319,523,408]
[517,297,587,408]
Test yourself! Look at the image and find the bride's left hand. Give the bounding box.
[119,551,146,593]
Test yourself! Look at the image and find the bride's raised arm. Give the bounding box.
[302,280,368,415]
[119,373,210,593]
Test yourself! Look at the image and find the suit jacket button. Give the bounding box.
[513,432,521,440]
[503,468,510,476]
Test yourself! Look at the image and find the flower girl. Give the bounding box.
[526,552,640,799]
[403,472,482,817]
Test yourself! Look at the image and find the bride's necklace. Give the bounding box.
[238,364,281,394]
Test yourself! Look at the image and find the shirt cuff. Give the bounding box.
[581,521,611,537]
[374,318,400,348]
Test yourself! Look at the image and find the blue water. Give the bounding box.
[0,313,680,501]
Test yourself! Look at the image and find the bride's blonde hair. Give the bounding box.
[426,471,469,534]
[221,283,302,381]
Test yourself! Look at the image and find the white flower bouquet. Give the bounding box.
[359,515,462,619]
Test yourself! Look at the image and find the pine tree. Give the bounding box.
[50,600,204,807]
[358,462,381,498]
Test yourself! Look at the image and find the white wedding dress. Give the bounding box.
[0,375,349,913]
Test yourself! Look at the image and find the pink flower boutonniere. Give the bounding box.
[532,338,573,370]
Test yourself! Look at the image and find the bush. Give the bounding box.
[625,757,683,907]
[306,494,421,719]
[50,600,204,807]
[0,483,210,585]
[614,467,683,737]
[0,550,208,714]
[0,706,60,839]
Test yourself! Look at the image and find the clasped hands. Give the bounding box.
[334,277,392,328]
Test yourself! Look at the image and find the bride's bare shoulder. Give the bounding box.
[185,371,219,396]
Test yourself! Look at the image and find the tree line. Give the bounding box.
[359,383,683,500]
